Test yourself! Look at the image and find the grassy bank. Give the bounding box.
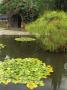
[26,11,67,52]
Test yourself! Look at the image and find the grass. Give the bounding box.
[26,11,67,52]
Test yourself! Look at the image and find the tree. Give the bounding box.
[54,0,67,11]
[0,0,45,29]
[0,0,45,22]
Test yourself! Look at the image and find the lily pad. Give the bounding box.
[0,44,5,49]
[15,37,36,42]
[0,58,53,89]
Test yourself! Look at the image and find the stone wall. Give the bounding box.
[0,20,25,31]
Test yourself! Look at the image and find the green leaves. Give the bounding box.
[0,0,44,23]
[27,11,67,52]
[0,58,53,89]
[15,37,36,42]
[0,43,5,49]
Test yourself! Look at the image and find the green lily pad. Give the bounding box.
[0,44,5,49]
[0,58,53,89]
[15,37,36,42]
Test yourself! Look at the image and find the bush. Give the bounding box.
[0,58,53,89]
[26,11,67,52]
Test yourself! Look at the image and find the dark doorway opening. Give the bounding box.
[10,14,22,28]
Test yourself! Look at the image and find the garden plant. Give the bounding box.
[15,37,36,42]
[0,43,5,49]
[27,11,67,52]
[0,58,53,90]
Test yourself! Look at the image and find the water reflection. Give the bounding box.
[37,52,67,90]
[51,54,65,90]
[0,36,67,90]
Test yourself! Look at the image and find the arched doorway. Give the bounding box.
[10,14,22,28]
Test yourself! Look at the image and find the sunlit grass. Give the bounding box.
[26,11,67,52]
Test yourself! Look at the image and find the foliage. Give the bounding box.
[43,0,67,11]
[0,0,44,23]
[26,11,67,52]
[0,58,53,89]
[0,44,5,49]
[54,0,67,11]
[15,37,36,42]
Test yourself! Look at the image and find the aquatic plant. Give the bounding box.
[27,11,67,52]
[0,44,5,49]
[15,37,36,42]
[0,58,53,90]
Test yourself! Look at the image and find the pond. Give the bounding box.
[0,36,67,90]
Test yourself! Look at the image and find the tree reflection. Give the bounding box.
[50,54,67,90]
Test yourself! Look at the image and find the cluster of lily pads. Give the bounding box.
[0,58,53,90]
[15,37,36,42]
[0,43,5,49]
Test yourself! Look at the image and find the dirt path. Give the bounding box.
[0,28,31,36]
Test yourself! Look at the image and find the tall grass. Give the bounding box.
[26,11,67,52]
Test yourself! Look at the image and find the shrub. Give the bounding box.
[26,11,67,52]
[0,58,53,89]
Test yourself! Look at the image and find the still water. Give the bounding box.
[0,36,67,90]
